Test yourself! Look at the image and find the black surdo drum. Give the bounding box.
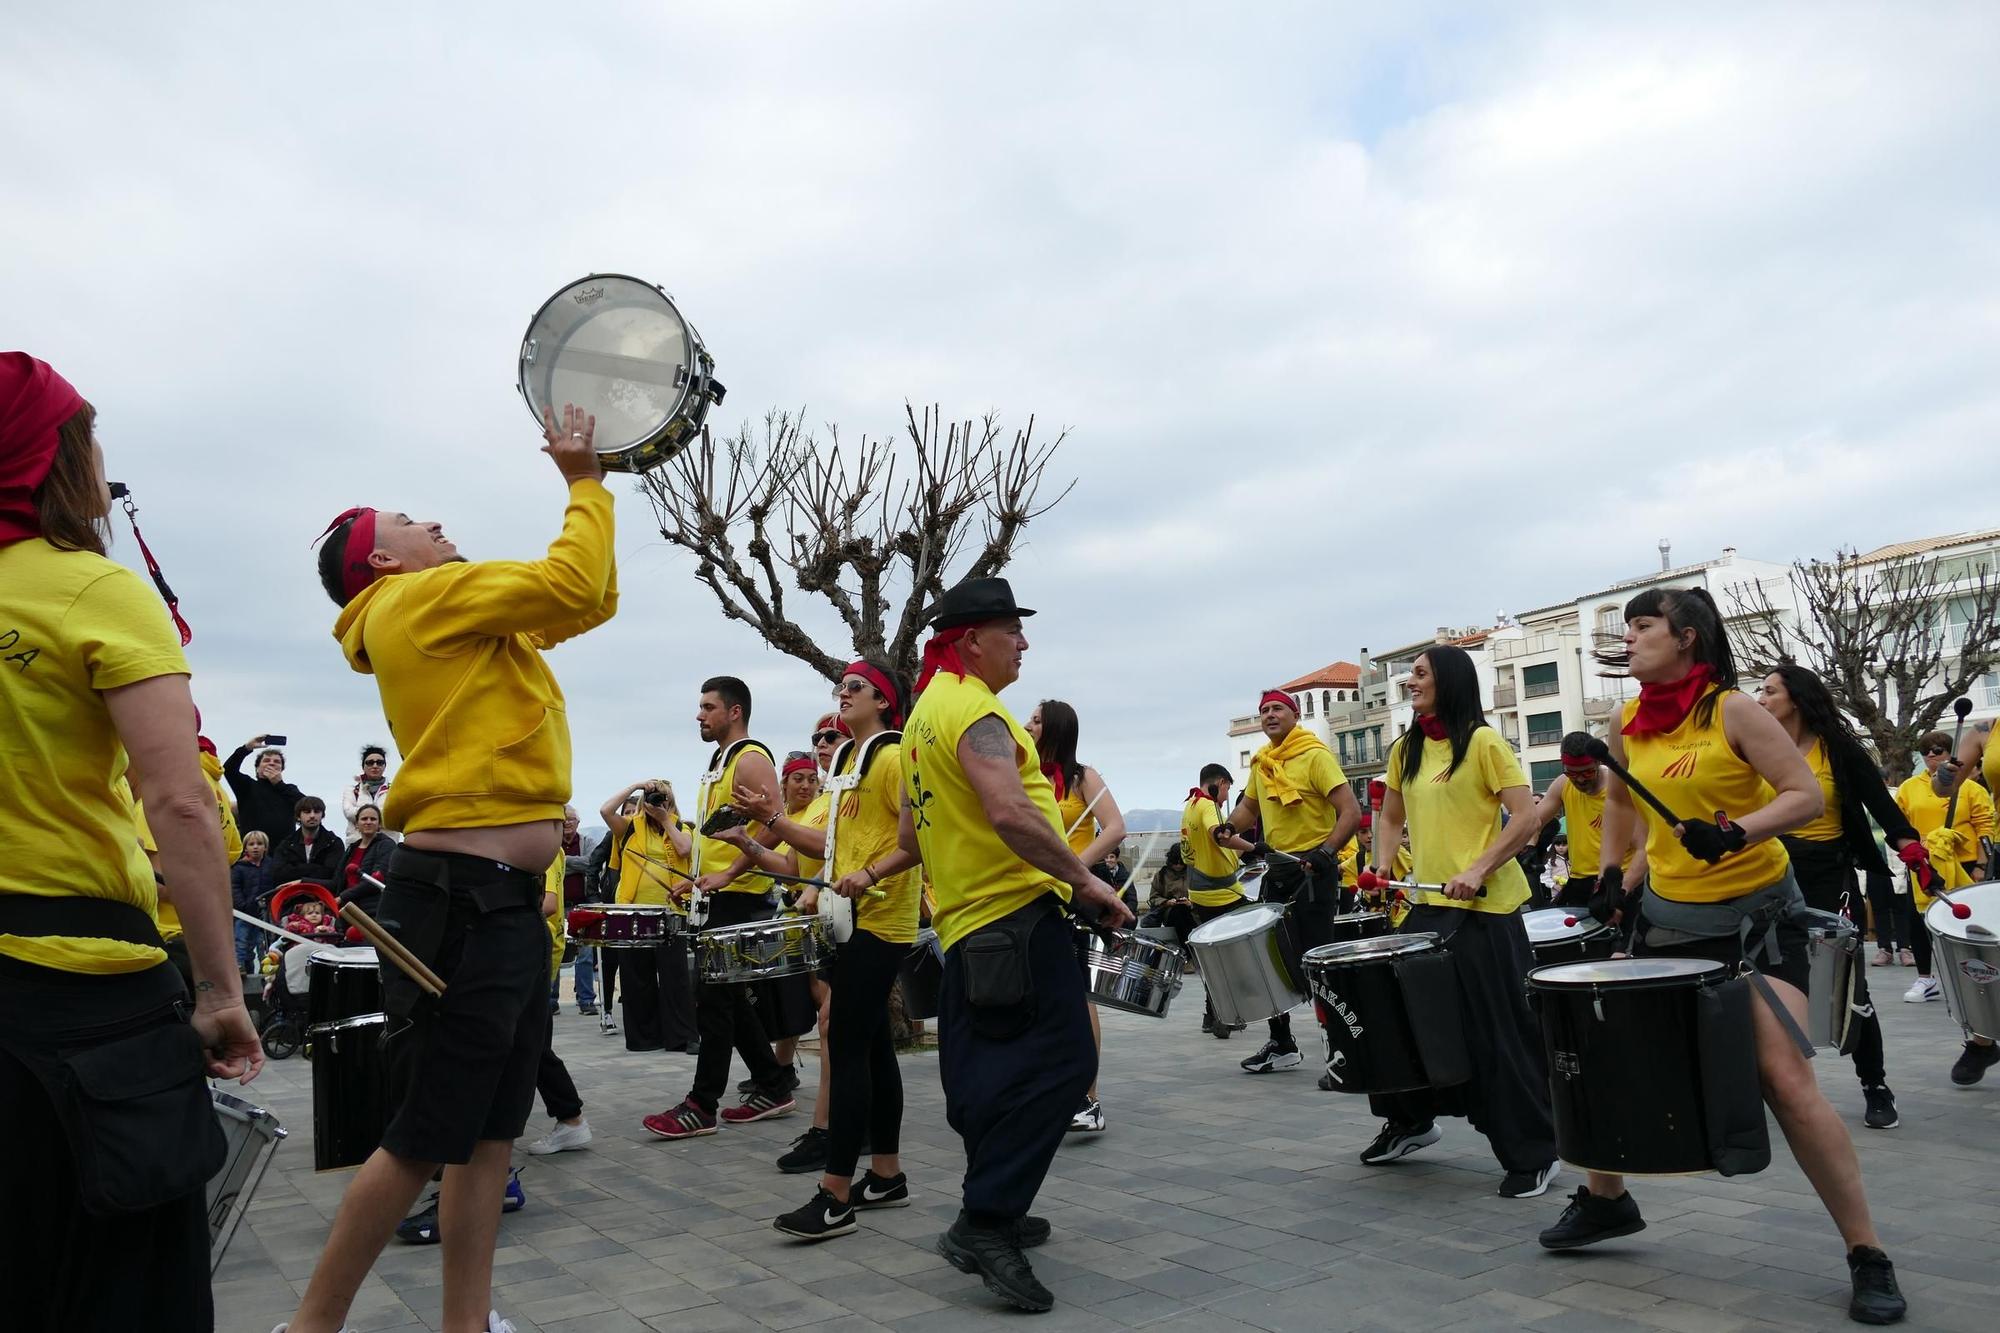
[1522,908,1617,967]
[306,946,388,1171]
[306,945,383,1028]
[1303,935,1469,1095]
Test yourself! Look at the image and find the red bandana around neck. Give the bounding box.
[915,625,973,692]
[314,507,380,602]
[1416,713,1449,741]
[1041,760,1069,802]
[0,352,86,547]
[1622,663,1716,736]
[1187,786,1216,805]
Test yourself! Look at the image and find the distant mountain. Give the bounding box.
[1121,808,1183,833]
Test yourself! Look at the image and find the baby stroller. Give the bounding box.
[258,881,342,1059]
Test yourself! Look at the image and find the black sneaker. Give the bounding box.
[1010,1215,1052,1248]
[1951,1040,1999,1086]
[1862,1084,1900,1130]
[578,1003,599,1015]
[1359,1121,1440,1165]
[1847,1245,1906,1324]
[853,1170,910,1209]
[776,1126,829,1174]
[1499,1160,1561,1199]
[937,1215,1054,1312]
[1538,1185,1646,1250]
[773,1187,856,1242]
[1213,1022,1234,1040]
[741,1064,803,1096]
[394,1194,441,1245]
[1240,1040,1304,1074]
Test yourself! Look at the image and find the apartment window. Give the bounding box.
[1595,603,1621,643]
[1523,662,1560,698]
[1530,759,1564,794]
[1322,690,1332,713]
[1304,693,1314,717]
[1526,710,1563,747]
[1239,750,1251,768]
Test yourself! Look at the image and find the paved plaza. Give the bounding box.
[217,961,2000,1333]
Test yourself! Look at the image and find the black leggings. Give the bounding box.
[825,929,906,1177]
[536,1008,583,1122]
[1864,871,1904,951]
[1782,837,1886,1086]
[689,894,786,1111]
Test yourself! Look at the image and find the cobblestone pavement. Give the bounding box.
[217,959,2000,1332]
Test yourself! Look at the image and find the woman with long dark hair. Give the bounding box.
[1758,663,1923,1129]
[1539,589,1905,1325]
[1364,646,1558,1198]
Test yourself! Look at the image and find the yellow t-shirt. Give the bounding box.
[1055,785,1094,856]
[1339,837,1359,885]
[1244,741,1349,854]
[1986,729,2000,799]
[790,791,831,882]
[332,478,616,834]
[1384,728,1531,913]
[617,815,690,909]
[904,672,1068,950]
[1791,740,1843,843]
[0,542,186,974]
[1558,778,1609,877]
[829,738,919,944]
[698,740,775,895]
[1895,773,1994,851]
[1178,794,1242,909]
[1621,692,1790,904]
[142,752,246,944]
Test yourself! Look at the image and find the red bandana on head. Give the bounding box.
[1416,713,1449,741]
[0,352,86,547]
[1622,664,1716,737]
[1259,689,1299,716]
[782,754,817,780]
[843,659,904,728]
[916,625,973,693]
[1561,754,1597,773]
[314,507,381,602]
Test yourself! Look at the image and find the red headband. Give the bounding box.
[1561,754,1598,772]
[0,352,86,547]
[782,754,818,779]
[1259,689,1299,715]
[314,507,380,602]
[843,660,904,726]
[814,712,851,738]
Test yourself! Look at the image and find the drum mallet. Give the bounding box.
[1354,869,1485,900]
[1925,699,1979,918]
[349,876,448,996]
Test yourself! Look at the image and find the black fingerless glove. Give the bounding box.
[1585,865,1626,924]
[1300,846,1343,886]
[1676,817,1747,864]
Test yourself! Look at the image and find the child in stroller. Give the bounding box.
[258,881,344,1059]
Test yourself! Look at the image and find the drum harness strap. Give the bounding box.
[817,732,900,938]
[1633,881,1818,1060]
[692,737,771,926]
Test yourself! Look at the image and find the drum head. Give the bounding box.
[309,946,379,968]
[519,275,695,462]
[1304,933,1438,963]
[1188,901,1286,944]
[1928,883,2000,942]
[1530,958,1725,987]
[1523,909,1606,946]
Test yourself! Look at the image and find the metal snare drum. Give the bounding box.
[1081,928,1184,1018]
[1800,908,1860,1048]
[207,1091,286,1273]
[1928,884,2000,1039]
[1523,908,1618,967]
[567,904,683,949]
[1187,902,1301,1027]
[306,946,382,1029]
[695,915,831,985]
[309,1014,389,1171]
[517,274,725,474]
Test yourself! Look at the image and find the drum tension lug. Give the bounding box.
[1592,993,1605,1024]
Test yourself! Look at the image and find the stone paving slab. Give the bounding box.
[217,960,2000,1331]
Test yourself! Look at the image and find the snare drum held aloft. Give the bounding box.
[1304,934,1468,1094]
[517,274,726,475]
[696,915,832,985]
[1927,883,2000,1040]
[1080,927,1185,1018]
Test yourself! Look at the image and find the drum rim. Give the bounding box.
[307,1012,388,1035]
[1526,957,1728,987]
[515,272,704,456]
[309,947,380,967]
[1187,901,1287,941]
[1522,908,1612,942]
[1303,933,1439,963]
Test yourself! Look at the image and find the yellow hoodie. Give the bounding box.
[333,479,617,834]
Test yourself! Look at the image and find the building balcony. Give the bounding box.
[1524,680,1561,699]
[1491,685,1517,707]
[1581,696,1619,719]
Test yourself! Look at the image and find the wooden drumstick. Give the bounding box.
[344,881,447,996]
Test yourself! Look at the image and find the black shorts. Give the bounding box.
[375,846,549,1165]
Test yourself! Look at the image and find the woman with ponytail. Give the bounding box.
[1539,588,1906,1326]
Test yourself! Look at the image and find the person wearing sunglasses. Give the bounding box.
[1894,730,1996,1054]
[341,744,394,840]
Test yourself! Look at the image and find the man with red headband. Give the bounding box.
[901,577,1132,1311]
[1223,688,1364,1074]
[1529,732,1615,910]
[283,404,615,1333]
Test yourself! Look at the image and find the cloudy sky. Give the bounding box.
[7,2,1997,825]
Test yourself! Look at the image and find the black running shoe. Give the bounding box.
[1240,1040,1303,1073]
[1010,1215,1051,1248]
[1359,1121,1439,1165]
[1951,1040,1999,1086]
[1862,1084,1900,1130]
[395,1195,440,1245]
[1538,1185,1646,1250]
[853,1170,910,1209]
[776,1126,829,1174]
[937,1215,1053,1312]
[773,1187,856,1242]
[1498,1161,1561,1199]
[1847,1245,1906,1324]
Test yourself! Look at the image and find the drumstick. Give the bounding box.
[339,901,446,997]
[1582,738,1685,828]
[1353,869,1485,899]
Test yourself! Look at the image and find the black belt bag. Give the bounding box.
[959,896,1058,1010]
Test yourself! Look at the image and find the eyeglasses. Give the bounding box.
[811,730,843,745]
[834,679,870,696]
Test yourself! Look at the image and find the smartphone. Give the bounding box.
[265,734,288,746]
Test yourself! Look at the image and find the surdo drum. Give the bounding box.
[1187,902,1300,1027]
[517,274,726,474]
[305,946,388,1171]
[1927,883,2000,1039]
[1522,908,1618,967]
[306,945,383,1029]
[1303,935,1468,1094]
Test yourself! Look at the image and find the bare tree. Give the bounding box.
[1728,547,2000,776]
[640,405,1072,687]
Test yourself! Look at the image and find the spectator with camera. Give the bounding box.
[340,744,394,839]
[271,796,343,890]
[599,780,698,1052]
[224,735,305,843]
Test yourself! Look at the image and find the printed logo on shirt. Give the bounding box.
[1663,751,1699,779]
[0,627,39,672]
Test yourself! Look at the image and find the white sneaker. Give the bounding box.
[526,1117,593,1155]
[1903,977,1941,1003]
[487,1312,517,1333]
[1067,1098,1105,1133]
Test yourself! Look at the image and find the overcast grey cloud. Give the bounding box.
[6,1,1997,819]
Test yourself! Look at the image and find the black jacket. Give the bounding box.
[223,746,305,843]
[270,826,344,889]
[586,830,618,903]
[1821,733,1918,877]
[335,835,398,915]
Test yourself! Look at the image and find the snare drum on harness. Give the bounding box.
[1078,925,1184,1018]
[206,1091,286,1273]
[517,274,725,475]
[696,915,833,985]
[1927,882,2000,1039]
[566,903,684,948]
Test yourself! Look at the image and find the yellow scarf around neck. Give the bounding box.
[1251,725,1328,806]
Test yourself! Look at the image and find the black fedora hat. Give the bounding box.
[929,576,1036,631]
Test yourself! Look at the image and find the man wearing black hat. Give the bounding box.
[900,577,1133,1313]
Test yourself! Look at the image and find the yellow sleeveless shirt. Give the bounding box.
[1621,691,1790,903]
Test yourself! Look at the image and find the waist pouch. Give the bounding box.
[960,896,1059,1011]
[1396,948,1471,1089]
[1696,975,1771,1176]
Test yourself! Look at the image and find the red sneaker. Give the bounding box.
[642,1098,717,1139]
[720,1089,797,1123]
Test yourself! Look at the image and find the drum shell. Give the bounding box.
[306,949,382,1028]
[1188,904,1302,1027]
[569,904,683,949]
[1303,943,1449,1094]
[310,1015,389,1171]
[1928,892,2000,1040]
[1802,911,1859,1048]
[1528,965,1718,1176]
[206,1092,285,1274]
[1523,909,1618,968]
[1326,912,1388,946]
[696,917,831,985]
[898,929,944,1021]
[1081,928,1184,1018]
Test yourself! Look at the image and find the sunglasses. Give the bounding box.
[1924,746,1950,756]
[834,679,871,696]
[811,730,843,745]
[363,758,386,766]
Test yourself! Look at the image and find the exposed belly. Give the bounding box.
[405,819,561,873]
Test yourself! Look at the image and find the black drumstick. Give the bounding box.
[1584,737,1684,827]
